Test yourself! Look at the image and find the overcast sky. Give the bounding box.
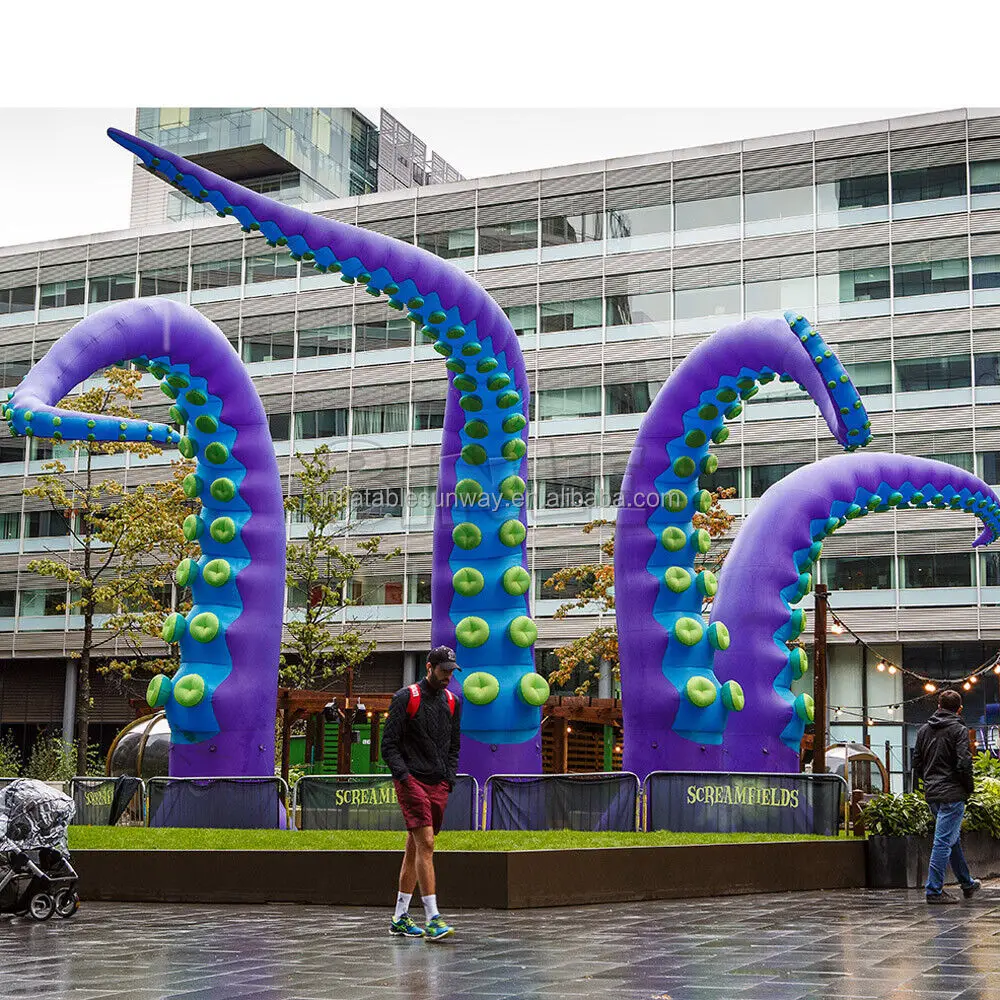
[0,106,937,249]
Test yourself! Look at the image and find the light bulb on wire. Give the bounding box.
[970,675,978,685]
[964,682,972,691]
[831,621,845,635]
[876,661,887,672]
[888,664,897,675]
[924,682,937,693]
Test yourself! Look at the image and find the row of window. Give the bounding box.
[6,254,1000,331]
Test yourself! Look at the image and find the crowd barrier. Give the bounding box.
[147,776,290,830]
[70,776,145,826]
[644,771,847,836]
[294,774,479,831]
[484,772,641,832]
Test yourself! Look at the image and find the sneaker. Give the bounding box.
[423,915,454,941]
[389,913,424,938]
[963,879,983,899]
[926,891,960,904]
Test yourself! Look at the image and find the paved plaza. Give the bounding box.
[3,885,1000,1000]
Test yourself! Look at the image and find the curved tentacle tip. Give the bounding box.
[974,526,996,548]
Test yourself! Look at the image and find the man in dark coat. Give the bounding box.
[911,689,981,903]
[380,646,462,940]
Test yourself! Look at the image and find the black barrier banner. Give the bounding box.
[70,778,117,826]
[645,771,844,836]
[487,774,640,832]
[297,775,477,831]
[148,778,285,829]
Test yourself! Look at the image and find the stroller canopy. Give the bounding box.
[0,779,75,855]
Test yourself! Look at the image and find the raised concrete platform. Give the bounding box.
[75,839,866,908]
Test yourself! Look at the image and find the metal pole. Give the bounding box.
[813,583,828,774]
[62,659,77,748]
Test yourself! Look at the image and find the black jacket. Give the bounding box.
[911,708,975,803]
[380,678,462,786]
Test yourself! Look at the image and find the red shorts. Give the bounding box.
[394,776,450,833]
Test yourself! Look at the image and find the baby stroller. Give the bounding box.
[0,778,80,921]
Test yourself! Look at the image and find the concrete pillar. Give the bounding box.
[598,658,612,700]
[403,651,418,686]
[62,659,77,747]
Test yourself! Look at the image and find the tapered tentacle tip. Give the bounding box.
[974,526,996,548]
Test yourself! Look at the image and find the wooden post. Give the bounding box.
[551,717,568,773]
[813,583,828,775]
[280,707,292,787]
[303,712,314,768]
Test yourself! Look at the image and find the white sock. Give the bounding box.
[394,891,412,920]
[422,894,439,921]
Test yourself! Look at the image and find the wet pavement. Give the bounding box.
[2,885,1000,1000]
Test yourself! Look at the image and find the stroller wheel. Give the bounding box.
[54,890,80,918]
[27,893,55,921]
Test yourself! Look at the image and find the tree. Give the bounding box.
[544,487,736,695]
[281,445,402,690]
[23,366,197,774]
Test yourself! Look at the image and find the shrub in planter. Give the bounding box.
[861,792,932,837]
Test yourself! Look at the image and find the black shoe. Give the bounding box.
[927,890,960,904]
[963,879,982,899]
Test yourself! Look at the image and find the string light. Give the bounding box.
[970,675,978,684]
[830,620,846,635]
[888,664,897,675]
[876,660,886,672]
[964,681,972,691]
[925,682,937,693]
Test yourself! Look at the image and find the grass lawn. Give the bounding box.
[69,828,840,852]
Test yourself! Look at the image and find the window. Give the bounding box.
[25,510,71,537]
[241,331,295,364]
[0,357,29,387]
[408,573,432,604]
[847,361,891,395]
[699,466,741,497]
[0,591,15,616]
[541,213,603,246]
[351,488,403,520]
[0,285,35,315]
[539,298,602,334]
[745,276,814,315]
[674,195,739,233]
[88,274,135,303]
[983,551,1000,586]
[839,267,891,303]
[749,462,806,497]
[822,555,893,590]
[925,452,973,473]
[902,552,972,588]
[503,305,537,338]
[478,218,538,255]
[606,202,671,241]
[979,452,1000,484]
[39,279,85,310]
[246,254,297,284]
[893,258,968,298]
[606,291,671,327]
[537,567,594,600]
[352,404,409,435]
[973,256,1000,290]
[413,400,445,431]
[538,386,602,421]
[674,284,741,321]
[895,355,971,392]
[539,478,596,509]
[0,511,19,540]
[294,409,348,440]
[605,382,653,416]
[836,174,889,210]
[298,325,351,357]
[971,161,1000,195]
[18,588,67,616]
[416,228,475,259]
[267,412,291,441]
[0,437,24,464]
[744,185,813,226]
[350,575,404,604]
[892,164,966,203]
[139,267,187,296]
[191,259,242,290]
[355,318,412,353]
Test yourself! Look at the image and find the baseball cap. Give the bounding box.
[428,646,462,671]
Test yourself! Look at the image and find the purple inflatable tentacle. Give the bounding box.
[711,452,1000,772]
[618,314,873,780]
[5,300,285,778]
[108,129,539,788]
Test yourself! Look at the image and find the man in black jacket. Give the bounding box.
[911,689,981,904]
[380,646,462,940]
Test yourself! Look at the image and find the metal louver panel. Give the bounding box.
[538,277,602,303]
[893,331,971,358]
[672,151,741,179]
[814,152,889,182]
[38,259,87,283]
[673,174,740,200]
[672,243,741,269]
[744,253,814,282]
[743,164,813,193]
[891,236,969,265]
[605,182,671,210]
[537,257,604,283]
[672,261,741,290]
[605,161,672,188]
[892,214,969,244]
[890,142,966,169]
[0,268,37,291]
[893,311,970,338]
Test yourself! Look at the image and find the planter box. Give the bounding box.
[867,830,1000,889]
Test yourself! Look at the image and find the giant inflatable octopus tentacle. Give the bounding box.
[3,299,285,777]
[617,312,873,779]
[711,452,1000,772]
[106,129,541,786]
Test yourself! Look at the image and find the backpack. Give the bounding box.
[406,683,456,718]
